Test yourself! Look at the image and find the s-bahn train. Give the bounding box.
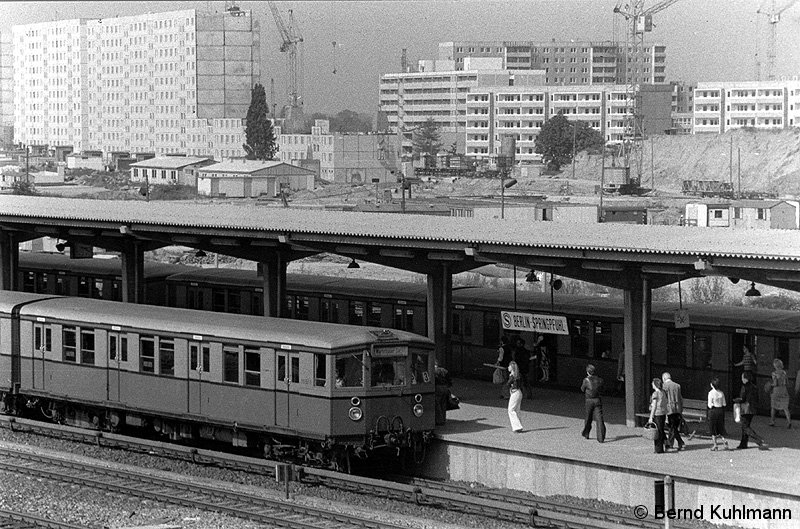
[0,291,435,471]
[15,252,800,407]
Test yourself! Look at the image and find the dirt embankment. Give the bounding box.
[569,128,800,195]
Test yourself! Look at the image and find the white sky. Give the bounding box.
[2,1,799,115]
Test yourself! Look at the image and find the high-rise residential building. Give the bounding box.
[379,58,547,156]
[437,41,667,85]
[693,80,800,134]
[0,31,14,147]
[11,7,260,159]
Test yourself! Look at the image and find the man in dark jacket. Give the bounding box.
[736,372,767,449]
[580,364,606,443]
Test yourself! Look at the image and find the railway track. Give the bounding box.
[0,446,406,529]
[0,510,88,529]
[0,416,693,529]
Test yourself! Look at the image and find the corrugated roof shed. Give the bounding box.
[198,160,313,175]
[129,157,212,169]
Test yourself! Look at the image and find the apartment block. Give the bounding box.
[0,31,12,147]
[437,41,667,85]
[379,59,546,156]
[465,84,631,163]
[693,80,800,134]
[275,120,334,181]
[11,8,260,159]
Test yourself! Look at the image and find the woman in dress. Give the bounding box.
[507,361,524,433]
[769,358,792,428]
[648,377,668,453]
[707,377,729,451]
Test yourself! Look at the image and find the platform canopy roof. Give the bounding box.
[1,195,799,289]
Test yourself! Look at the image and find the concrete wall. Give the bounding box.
[425,441,800,529]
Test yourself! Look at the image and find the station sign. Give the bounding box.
[674,309,689,329]
[500,311,569,335]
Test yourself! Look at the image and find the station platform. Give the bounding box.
[423,378,800,529]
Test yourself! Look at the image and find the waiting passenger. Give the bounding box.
[647,377,668,454]
[768,359,792,429]
[707,377,729,451]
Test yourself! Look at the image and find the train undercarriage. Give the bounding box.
[1,390,430,473]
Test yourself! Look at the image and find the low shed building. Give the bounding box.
[129,156,214,187]
[196,160,315,198]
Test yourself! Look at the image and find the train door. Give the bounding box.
[107,332,127,402]
[731,331,755,398]
[187,341,210,415]
[32,324,51,390]
[275,351,300,429]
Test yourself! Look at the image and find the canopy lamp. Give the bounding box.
[195,249,207,258]
[525,270,539,283]
[744,282,761,297]
[347,258,360,269]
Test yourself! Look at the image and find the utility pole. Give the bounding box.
[571,121,576,180]
[729,135,733,188]
[737,147,742,199]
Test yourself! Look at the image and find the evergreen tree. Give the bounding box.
[534,113,604,171]
[244,84,278,160]
[411,119,443,161]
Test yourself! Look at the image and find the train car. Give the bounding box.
[17,252,188,305]
[0,291,435,470]
[16,253,800,410]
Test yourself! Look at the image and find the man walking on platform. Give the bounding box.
[580,364,605,443]
[662,372,685,451]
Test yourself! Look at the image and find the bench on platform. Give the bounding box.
[635,398,707,439]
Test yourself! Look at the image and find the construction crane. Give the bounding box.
[757,0,799,81]
[612,0,681,193]
[268,1,304,132]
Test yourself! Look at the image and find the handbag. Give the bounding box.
[492,367,507,385]
[733,402,742,423]
[763,381,774,395]
[447,393,460,410]
[642,421,659,440]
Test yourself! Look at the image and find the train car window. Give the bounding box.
[349,302,365,325]
[109,333,127,363]
[321,299,341,323]
[227,291,241,314]
[159,339,175,376]
[411,352,430,385]
[34,325,52,352]
[395,307,415,332]
[188,287,203,310]
[777,337,790,368]
[692,332,713,369]
[62,327,76,362]
[335,353,364,387]
[189,342,210,372]
[666,329,688,366]
[37,273,48,293]
[251,292,263,316]
[594,322,612,358]
[212,289,226,312]
[484,312,500,347]
[78,277,91,297]
[244,348,261,387]
[277,354,287,382]
[296,297,310,320]
[80,330,95,365]
[314,353,326,387]
[290,355,300,383]
[55,276,66,296]
[94,279,104,299]
[367,303,382,326]
[223,345,240,383]
[570,320,593,357]
[111,281,121,301]
[140,336,155,373]
[23,272,35,292]
[371,355,405,387]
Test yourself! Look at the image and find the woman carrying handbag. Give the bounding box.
[648,377,668,453]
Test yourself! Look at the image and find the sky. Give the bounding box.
[2,1,800,116]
